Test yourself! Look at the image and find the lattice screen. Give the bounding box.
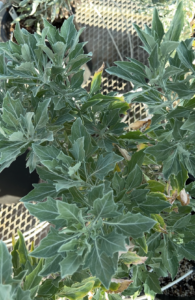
[0,0,150,250]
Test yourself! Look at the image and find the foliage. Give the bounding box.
[0,4,195,300]
[1,0,79,30]
[132,0,195,41]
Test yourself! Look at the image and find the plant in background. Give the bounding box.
[1,0,80,30]
[132,0,195,41]
[0,3,195,300]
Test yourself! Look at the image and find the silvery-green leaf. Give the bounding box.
[177,41,195,72]
[39,254,63,277]
[149,44,159,70]
[160,41,179,56]
[69,137,85,161]
[32,144,60,162]
[112,172,125,194]
[145,272,161,294]
[115,61,145,78]
[60,15,77,49]
[0,141,29,172]
[90,152,123,180]
[125,165,142,191]
[99,230,126,257]
[178,241,195,260]
[0,284,12,300]
[163,149,181,179]
[25,197,66,229]
[106,66,146,86]
[84,239,118,289]
[2,92,25,129]
[0,241,12,284]
[139,194,171,214]
[105,212,156,238]
[68,162,81,176]
[163,66,183,80]
[90,191,119,219]
[163,1,184,42]
[60,252,83,278]
[70,118,97,157]
[87,185,105,206]
[144,140,175,162]
[133,24,156,54]
[21,182,57,202]
[152,8,164,42]
[34,98,51,130]
[181,115,195,132]
[30,227,67,258]
[184,155,195,178]
[56,201,82,226]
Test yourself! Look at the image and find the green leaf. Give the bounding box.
[126,149,145,172]
[108,295,123,300]
[133,24,155,54]
[25,197,66,229]
[70,118,97,157]
[106,66,146,86]
[39,254,63,277]
[181,115,195,132]
[184,156,195,178]
[21,182,57,202]
[105,212,156,238]
[163,149,181,179]
[90,67,103,95]
[125,165,142,190]
[0,285,12,300]
[115,61,145,78]
[0,141,28,172]
[177,41,194,72]
[30,227,66,258]
[34,98,50,130]
[120,251,147,265]
[144,140,175,162]
[152,8,164,42]
[145,272,161,294]
[178,241,195,260]
[2,92,25,129]
[149,44,159,69]
[70,137,85,161]
[60,252,83,278]
[147,180,165,193]
[84,239,118,289]
[37,278,59,297]
[56,201,82,226]
[160,41,179,56]
[17,230,31,267]
[32,144,60,162]
[112,172,125,194]
[13,286,32,300]
[99,230,126,257]
[90,191,119,219]
[60,15,77,49]
[60,280,95,300]
[161,238,179,280]
[23,259,43,292]
[0,241,12,284]
[91,152,123,180]
[140,193,170,214]
[71,70,84,89]
[164,1,184,42]
[163,66,182,80]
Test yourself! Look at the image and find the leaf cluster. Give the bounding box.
[1,0,79,30]
[0,4,195,300]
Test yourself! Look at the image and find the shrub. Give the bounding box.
[0,2,195,299]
